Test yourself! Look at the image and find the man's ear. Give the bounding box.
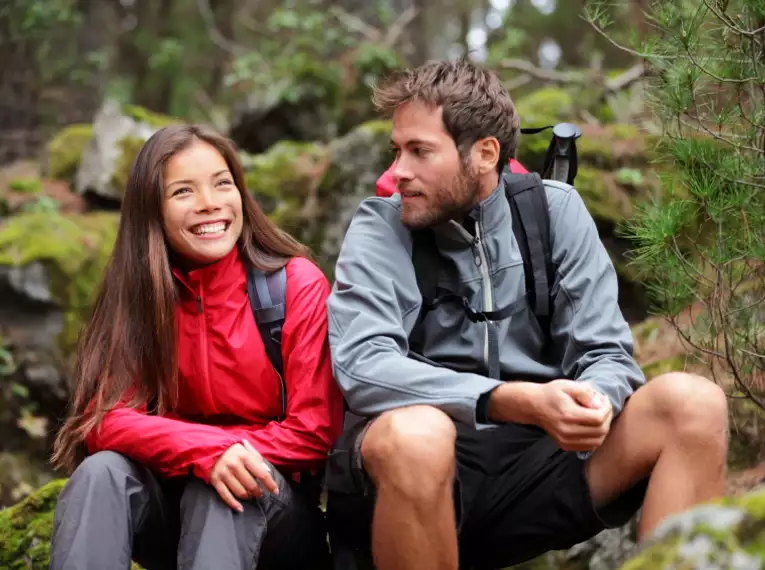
[471,137,501,174]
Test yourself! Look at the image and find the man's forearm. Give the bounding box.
[487,381,542,425]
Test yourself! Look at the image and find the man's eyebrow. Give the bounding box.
[390,138,434,147]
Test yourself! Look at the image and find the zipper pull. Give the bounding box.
[196,295,203,313]
[473,236,482,266]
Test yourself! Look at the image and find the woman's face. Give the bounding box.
[162,140,244,267]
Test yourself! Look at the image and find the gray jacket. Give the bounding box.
[326,180,645,429]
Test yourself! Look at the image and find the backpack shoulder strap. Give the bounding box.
[503,172,555,336]
[246,264,288,419]
[408,229,439,355]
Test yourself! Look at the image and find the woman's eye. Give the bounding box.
[172,187,191,196]
[216,178,233,187]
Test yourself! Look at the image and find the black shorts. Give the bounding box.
[325,414,646,570]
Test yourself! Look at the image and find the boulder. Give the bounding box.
[617,487,765,569]
[0,211,119,506]
[74,100,179,204]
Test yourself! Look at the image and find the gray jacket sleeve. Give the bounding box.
[326,198,504,428]
[546,182,646,415]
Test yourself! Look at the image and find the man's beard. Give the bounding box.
[401,164,482,230]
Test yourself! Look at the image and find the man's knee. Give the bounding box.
[361,406,456,498]
[647,372,728,443]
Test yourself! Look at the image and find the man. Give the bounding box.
[324,59,728,570]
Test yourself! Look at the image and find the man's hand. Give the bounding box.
[488,380,613,452]
[535,380,613,452]
[210,439,280,512]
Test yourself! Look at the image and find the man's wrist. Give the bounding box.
[487,382,541,425]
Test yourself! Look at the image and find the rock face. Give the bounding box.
[618,488,765,569]
[74,100,178,205]
[0,212,119,505]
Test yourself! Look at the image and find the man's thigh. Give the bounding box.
[458,423,646,570]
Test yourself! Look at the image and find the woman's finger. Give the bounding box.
[230,458,263,499]
[241,439,280,495]
[213,478,243,512]
[220,470,250,501]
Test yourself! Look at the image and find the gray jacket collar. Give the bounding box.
[431,180,509,249]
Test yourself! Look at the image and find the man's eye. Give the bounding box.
[413,148,429,157]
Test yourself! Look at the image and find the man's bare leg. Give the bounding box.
[361,406,458,570]
[585,372,728,539]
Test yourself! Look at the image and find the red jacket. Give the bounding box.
[375,158,529,197]
[85,249,344,483]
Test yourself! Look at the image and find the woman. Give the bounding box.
[49,124,344,570]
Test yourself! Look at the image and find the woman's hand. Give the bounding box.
[210,439,280,512]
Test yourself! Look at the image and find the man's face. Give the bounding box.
[390,102,481,230]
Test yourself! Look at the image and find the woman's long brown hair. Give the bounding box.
[52,124,309,471]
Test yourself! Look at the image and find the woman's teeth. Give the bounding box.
[192,222,226,235]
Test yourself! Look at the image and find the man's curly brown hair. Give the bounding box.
[372,59,521,174]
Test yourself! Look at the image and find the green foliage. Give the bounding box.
[8,178,42,194]
[589,0,765,406]
[225,5,401,130]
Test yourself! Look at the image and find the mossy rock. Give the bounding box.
[121,104,180,129]
[110,135,148,197]
[0,211,119,359]
[0,479,144,569]
[0,479,65,569]
[618,486,765,569]
[45,124,93,184]
[243,140,330,236]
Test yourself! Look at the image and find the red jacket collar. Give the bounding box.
[172,246,243,296]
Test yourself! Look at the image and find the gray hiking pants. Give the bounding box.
[49,451,330,570]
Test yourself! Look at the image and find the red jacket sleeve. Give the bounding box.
[85,404,239,482]
[242,257,344,473]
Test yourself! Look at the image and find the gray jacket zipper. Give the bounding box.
[474,220,493,369]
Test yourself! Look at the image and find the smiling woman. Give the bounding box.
[162,141,245,266]
[47,125,343,570]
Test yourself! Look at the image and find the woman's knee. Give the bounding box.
[68,451,139,486]
[361,406,456,496]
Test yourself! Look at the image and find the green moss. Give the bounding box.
[110,135,147,195]
[0,479,65,569]
[8,178,42,194]
[46,124,93,183]
[0,212,119,359]
[619,536,684,570]
[120,104,180,129]
[618,489,765,569]
[0,480,144,569]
